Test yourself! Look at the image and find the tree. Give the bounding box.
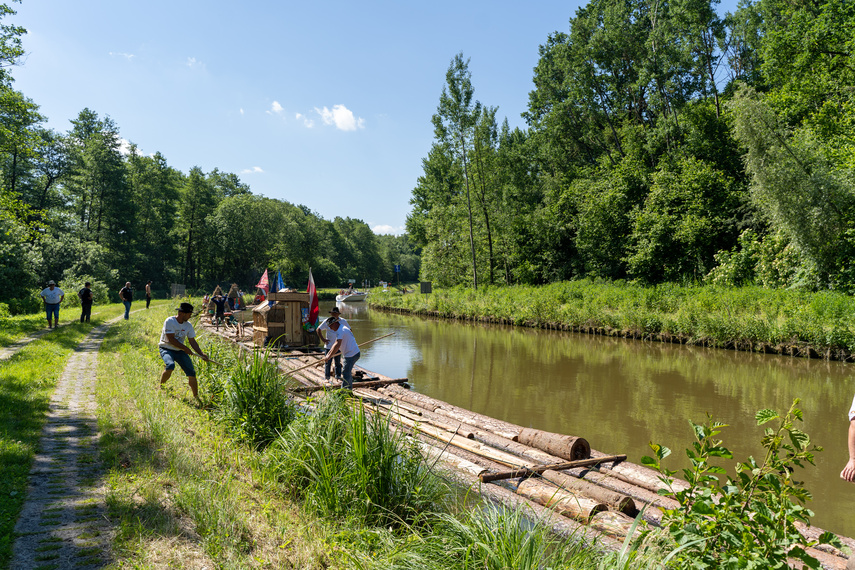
[433,53,481,290]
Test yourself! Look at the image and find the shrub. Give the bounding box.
[642,399,841,568]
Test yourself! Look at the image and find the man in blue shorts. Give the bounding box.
[40,280,64,329]
[158,302,209,405]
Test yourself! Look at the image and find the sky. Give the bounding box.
[9,0,739,236]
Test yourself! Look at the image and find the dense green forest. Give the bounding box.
[408,0,855,292]
[0,4,420,314]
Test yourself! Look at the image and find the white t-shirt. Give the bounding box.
[40,287,64,304]
[317,316,349,347]
[336,324,359,358]
[849,392,855,421]
[159,316,196,350]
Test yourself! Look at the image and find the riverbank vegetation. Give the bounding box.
[95,306,667,569]
[370,282,855,357]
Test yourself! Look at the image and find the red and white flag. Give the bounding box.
[306,268,319,330]
[256,269,269,296]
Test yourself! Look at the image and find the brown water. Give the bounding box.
[327,300,855,538]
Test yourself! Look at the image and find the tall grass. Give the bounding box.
[201,344,299,449]
[264,392,448,528]
[370,281,855,352]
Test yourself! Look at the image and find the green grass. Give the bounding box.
[369,280,855,354]
[0,300,669,568]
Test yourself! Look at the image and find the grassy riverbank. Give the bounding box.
[94,306,665,569]
[369,281,855,358]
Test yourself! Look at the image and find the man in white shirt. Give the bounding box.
[40,280,64,329]
[158,302,209,405]
[316,306,349,380]
[323,319,360,389]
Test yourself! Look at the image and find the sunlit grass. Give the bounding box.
[369,281,855,352]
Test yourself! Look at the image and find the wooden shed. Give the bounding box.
[252,291,319,347]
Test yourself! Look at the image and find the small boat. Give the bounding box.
[336,290,368,302]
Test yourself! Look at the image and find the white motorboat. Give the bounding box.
[336,290,368,302]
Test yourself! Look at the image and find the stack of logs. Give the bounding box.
[212,329,855,569]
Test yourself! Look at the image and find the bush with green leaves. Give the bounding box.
[642,399,841,568]
[56,274,110,308]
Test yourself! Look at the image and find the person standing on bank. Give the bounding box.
[159,302,209,405]
[119,282,133,319]
[78,281,94,323]
[145,280,152,309]
[840,393,855,482]
[323,319,360,389]
[40,280,64,329]
[317,306,349,380]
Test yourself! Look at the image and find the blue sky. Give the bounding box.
[10,0,738,235]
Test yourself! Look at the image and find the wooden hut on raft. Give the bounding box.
[252,291,319,348]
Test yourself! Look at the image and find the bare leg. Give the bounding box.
[188,376,202,405]
[160,369,172,389]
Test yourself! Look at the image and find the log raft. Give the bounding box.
[201,322,852,569]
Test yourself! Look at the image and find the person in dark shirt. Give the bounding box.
[78,282,94,323]
[119,282,133,320]
[211,294,227,326]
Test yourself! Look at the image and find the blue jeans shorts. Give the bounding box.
[45,303,59,321]
[160,348,196,377]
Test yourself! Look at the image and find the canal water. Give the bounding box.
[325,300,855,538]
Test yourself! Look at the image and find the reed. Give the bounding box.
[369,281,855,353]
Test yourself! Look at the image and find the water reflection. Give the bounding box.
[326,300,855,537]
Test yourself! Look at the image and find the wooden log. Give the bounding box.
[469,428,563,465]
[369,399,476,439]
[590,449,690,494]
[542,469,636,516]
[516,478,607,523]
[291,378,409,393]
[589,510,643,540]
[380,385,524,439]
[518,427,591,461]
[480,455,627,483]
[795,521,855,559]
[419,442,623,553]
[392,414,535,469]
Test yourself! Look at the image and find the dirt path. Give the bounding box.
[9,322,114,570]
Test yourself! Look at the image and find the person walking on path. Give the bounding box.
[40,280,64,329]
[317,306,349,380]
[158,302,209,405]
[78,281,94,323]
[119,282,133,319]
[323,319,360,389]
[145,280,152,309]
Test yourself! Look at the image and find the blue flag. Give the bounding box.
[269,271,285,306]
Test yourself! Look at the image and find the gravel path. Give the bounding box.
[9,322,114,570]
[0,327,55,362]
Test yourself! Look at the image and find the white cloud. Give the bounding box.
[296,112,314,128]
[239,108,244,115]
[109,52,134,61]
[241,166,264,174]
[118,138,134,156]
[372,224,404,236]
[267,101,284,116]
[186,56,203,68]
[314,104,365,131]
